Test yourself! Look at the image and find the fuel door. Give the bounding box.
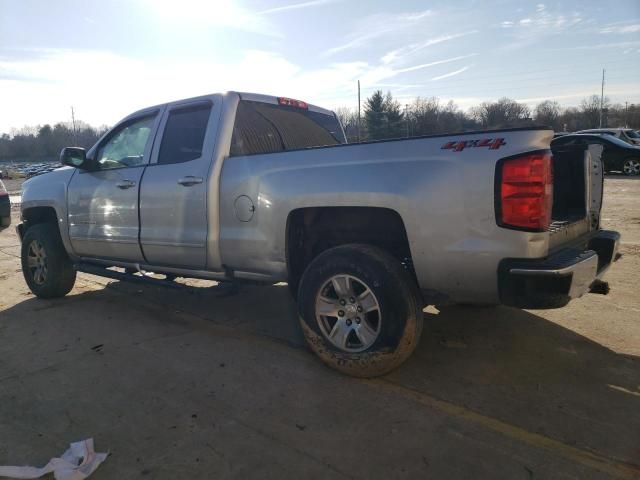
[234,195,255,222]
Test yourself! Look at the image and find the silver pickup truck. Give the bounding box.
[18,91,620,377]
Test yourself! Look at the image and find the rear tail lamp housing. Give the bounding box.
[277,97,309,109]
[496,150,553,232]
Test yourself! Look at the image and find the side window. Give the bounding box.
[95,115,155,170]
[157,104,212,165]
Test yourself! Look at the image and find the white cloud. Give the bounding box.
[323,9,433,56]
[600,24,640,34]
[146,0,282,37]
[258,0,339,15]
[0,46,483,132]
[381,31,478,65]
[431,65,471,81]
[516,83,640,107]
[395,54,477,74]
[550,41,640,51]
[498,6,584,51]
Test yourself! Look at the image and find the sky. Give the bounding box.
[0,0,639,133]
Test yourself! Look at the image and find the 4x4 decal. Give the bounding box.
[441,138,506,152]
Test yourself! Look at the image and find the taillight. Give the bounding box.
[497,151,553,231]
[277,97,309,109]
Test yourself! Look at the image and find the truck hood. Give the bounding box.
[22,167,75,194]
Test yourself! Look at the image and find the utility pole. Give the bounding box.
[625,101,629,128]
[71,106,78,145]
[599,69,605,128]
[405,104,409,138]
[357,80,361,143]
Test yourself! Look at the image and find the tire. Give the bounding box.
[21,223,76,299]
[286,277,299,299]
[297,244,423,377]
[622,158,640,176]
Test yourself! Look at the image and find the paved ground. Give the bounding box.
[1,176,639,479]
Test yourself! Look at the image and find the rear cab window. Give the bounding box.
[230,100,345,157]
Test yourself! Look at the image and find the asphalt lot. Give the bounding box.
[0,176,639,479]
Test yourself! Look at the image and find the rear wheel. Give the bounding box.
[21,223,76,298]
[622,158,640,176]
[297,244,423,377]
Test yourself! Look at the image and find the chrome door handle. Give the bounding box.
[116,179,136,189]
[178,176,203,187]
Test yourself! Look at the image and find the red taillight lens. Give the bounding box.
[499,151,553,231]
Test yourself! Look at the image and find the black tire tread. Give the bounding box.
[298,244,423,378]
[21,223,76,299]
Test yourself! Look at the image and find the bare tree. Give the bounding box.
[334,107,359,142]
[409,97,440,136]
[534,100,561,130]
[471,98,531,128]
[580,94,610,129]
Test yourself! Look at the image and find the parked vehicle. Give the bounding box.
[575,128,640,146]
[17,92,620,377]
[551,133,640,175]
[0,179,10,230]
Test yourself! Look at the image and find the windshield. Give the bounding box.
[600,134,638,147]
[625,129,640,139]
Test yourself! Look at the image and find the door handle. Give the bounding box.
[178,176,203,187]
[116,179,136,189]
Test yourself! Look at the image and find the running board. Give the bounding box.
[75,263,188,290]
[75,263,240,296]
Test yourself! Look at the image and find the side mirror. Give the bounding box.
[60,147,89,169]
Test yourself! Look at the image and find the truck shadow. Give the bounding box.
[112,279,640,463]
[3,279,640,465]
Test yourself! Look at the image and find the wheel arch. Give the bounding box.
[19,205,66,246]
[285,206,415,291]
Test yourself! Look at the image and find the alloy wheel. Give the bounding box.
[315,274,382,352]
[623,159,640,176]
[27,240,48,285]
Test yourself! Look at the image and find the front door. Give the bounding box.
[139,100,217,268]
[67,113,159,262]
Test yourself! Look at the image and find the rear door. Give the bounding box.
[139,99,219,268]
[67,111,160,261]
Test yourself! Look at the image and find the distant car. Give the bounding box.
[0,179,10,230]
[575,128,640,146]
[551,133,640,176]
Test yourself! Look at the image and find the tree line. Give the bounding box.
[337,91,640,142]
[1,93,639,161]
[0,122,108,162]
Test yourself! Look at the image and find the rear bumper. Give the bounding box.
[499,230,620,309]
[0,194,10,230]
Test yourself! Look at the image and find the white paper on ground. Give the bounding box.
[0,439,108,480]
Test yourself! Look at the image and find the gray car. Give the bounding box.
[576,128,640,146]
[17,91,620,376]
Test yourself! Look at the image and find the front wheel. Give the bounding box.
[622,158,640,176]
[297,244,423,377]
[21,223,76,298]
